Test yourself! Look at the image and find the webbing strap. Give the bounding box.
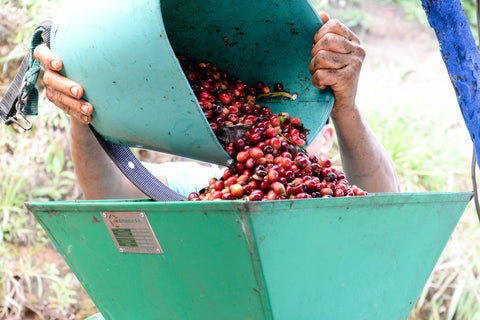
[0,20,52,129]
[0,54,29,124]
[90,126,187,201]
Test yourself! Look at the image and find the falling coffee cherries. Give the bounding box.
[176,55,368,201]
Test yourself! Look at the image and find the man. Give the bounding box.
[33,12,400,199]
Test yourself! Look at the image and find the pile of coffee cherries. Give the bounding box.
[177,55,368,201]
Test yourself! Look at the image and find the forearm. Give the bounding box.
[70,119,147,199]
[331,105,400,193]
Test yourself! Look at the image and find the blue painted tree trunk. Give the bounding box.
[422,0,480,164]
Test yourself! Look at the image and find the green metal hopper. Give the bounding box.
[26,192,472,320]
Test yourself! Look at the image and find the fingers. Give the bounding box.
[35,44,83,100]
[310,29,365,76]
[313,19,360,46]
[309,51,348,75]
[310,44,365,74]
[33,44,63,71]
[46,87,93,124]
[44,68,93,123]
[318,11,330,24]
[312,32,357,57]
[309,51,362,92]
[43,68,84,99]
[34,44,93,124]
[311,61,361,89]
[311,66,359,110]
[42,69,93,124]
[310,17,365,111]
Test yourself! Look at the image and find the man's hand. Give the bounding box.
[310,12,365,114]
[33,44,93,124]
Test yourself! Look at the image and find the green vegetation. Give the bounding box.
[0,1,97,318]
[312,0,478,39]
[392,0,478,31]
[1,0,480,319]
[0,101,94,318]
[311,0,371,30]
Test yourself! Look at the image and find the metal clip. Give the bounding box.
[9,82,33,131]
[8,109,32,131]
[17,81,29,113]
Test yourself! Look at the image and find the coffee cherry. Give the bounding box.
[224,145,235,157]
[320,187,333,196]
[243,184,253,196]
[273,83,284,92]
[225,176,237,187]
[325,172,337,183]
[295,192,312,199]
[290,117,301,127]
[249,190,263,201]
[178,55,369,201]
[211,191,224,200]
[230,184,244,198]
[236,151,249,163]
[188,192,200,201]
[249,147,264,159]
[271,181,286,195]
[222,192,234,200]
[267,190,278,201]
[267,169,280,182]
[214,180,224,191]
[244,157,256,169]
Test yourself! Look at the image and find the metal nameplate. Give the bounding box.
[102,211,163,254]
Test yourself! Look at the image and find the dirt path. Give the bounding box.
[340,1,459,117]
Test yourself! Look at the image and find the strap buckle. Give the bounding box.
[8,81,33,131]
[7,110,33,131]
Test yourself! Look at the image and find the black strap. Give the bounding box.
[90,126,187,201]
[0,54,29,125]
[0,21,52,129]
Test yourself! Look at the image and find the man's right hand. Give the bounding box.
[33,44,93,124]
[310,12,365,116]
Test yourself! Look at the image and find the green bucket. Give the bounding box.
[26,192,472,320]
[50,0,334,166]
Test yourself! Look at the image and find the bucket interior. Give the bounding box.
[160,0,335,140]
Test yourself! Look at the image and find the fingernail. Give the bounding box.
[70,86,79,96]
[51,60,60,69]
[81,104,89,114]
[81,115,90,123]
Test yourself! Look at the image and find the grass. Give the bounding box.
[351,1,480,318]
[1,0,480,319]
[0,98,96,319]
[1,2,96,317]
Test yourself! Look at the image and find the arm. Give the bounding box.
[310,13,400,193]
[69,119,151,199]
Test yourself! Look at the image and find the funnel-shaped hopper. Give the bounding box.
[50,0,334,166]
[26,192,472,320]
